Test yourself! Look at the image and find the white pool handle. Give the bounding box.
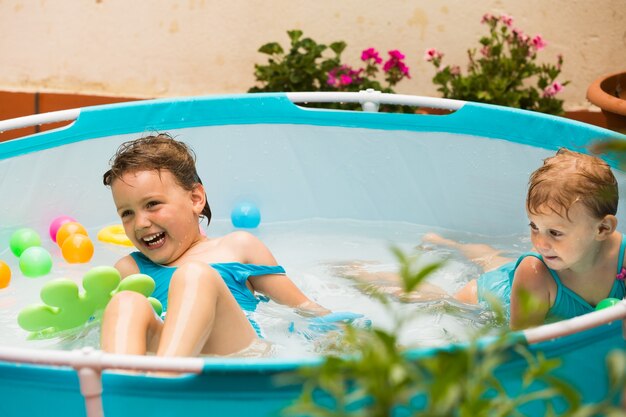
[0,108,80,133]
[287,89,465,112]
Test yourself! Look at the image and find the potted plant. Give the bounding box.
[587,71,626,133]
[424,13,568,115]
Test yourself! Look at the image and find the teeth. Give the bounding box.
[142,232,165,246]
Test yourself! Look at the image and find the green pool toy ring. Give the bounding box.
[17,266,162,335]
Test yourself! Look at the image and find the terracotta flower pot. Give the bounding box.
[586,71,626,133]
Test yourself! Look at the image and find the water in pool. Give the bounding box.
[0,218,528,358]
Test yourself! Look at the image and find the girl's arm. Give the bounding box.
[509,257,552,330]
[114,255,140,278]
[230,231,331,316]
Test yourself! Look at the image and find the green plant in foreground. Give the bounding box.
[285,247,626,416]
[425,13,569,115]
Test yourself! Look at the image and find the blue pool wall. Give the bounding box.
[0,93,625,416]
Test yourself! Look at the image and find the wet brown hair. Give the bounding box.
[526,148,618,219]
[103,133,212,224]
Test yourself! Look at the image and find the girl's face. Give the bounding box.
[111,169,205,265]
[528,202,607,271]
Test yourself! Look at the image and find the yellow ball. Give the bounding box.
[0,260,11,289]
[61,234,94,264]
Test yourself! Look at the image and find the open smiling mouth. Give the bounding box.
[142,232,166,248]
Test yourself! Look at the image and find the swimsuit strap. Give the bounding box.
[616,233,626,278]
[514,252,562,285]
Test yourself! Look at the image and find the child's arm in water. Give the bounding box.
[227,231,331,316]
[509,257,553,330]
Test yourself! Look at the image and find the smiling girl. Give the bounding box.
[100,134,332,357]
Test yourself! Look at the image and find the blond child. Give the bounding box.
[100,134,342,358]
[349,149,626,330]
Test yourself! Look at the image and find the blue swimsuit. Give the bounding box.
[477,235,626,323]
[129,252,286,334]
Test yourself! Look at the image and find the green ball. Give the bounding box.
[19,246,53,278]
[10,228,42,257]
[595,298,621,311]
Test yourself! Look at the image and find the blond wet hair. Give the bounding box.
[526,148,618,219]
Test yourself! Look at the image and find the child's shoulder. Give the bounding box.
[514,255,554,287]
[114,254,141,278]
[220,230,262,246]
[218,231,276,265]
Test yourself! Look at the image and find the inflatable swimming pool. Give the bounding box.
[1,91,625,416]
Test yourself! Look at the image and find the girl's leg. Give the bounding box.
[454,279,479,304]
[422,233,511,272]
[157,262,258,357]
[101,291,163,355]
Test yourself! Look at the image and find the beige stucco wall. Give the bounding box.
[1,0,624,110]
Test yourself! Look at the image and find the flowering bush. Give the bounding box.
[249,30,410,98]
[425,13,569,115]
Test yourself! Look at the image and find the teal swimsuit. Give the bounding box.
[477,235,626,323]
[129,252,286,335]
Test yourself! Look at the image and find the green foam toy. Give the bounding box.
[17,266,163,336]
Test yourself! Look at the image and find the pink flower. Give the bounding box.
[512,28,529,44]
[388,49,405,60]
[361,47,382,64]
[500,14,513,27]
[383,50,410,78]
[532,35,547,51]
[340,74,352,85]
[424,48,443,62]
[480,46,491,57]
[543,81,564,97]
[450,65,461,76]
[327,65,363,87]
[481,13,495,24]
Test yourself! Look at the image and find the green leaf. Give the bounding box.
[287,29,303,43]
[258,42,283,55]
[329,41,347,55]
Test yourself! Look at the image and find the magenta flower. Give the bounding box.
[361,47,382,64]
[532,35,547,51]
[383,50,410,78]
[327,65,363,88]
[424,48,443,62]
[388,50,405,60]
[543,81,564,97]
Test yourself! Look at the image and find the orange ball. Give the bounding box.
[0,260,11,289]
[56,222,88,247]
[61,234,94,264]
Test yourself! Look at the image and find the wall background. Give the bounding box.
[1,0,625,110]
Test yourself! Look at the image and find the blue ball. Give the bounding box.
[231,202,261,228]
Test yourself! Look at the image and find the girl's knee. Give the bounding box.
[102,291,158,330]
[170,262,223,289]
[107,290,153,312]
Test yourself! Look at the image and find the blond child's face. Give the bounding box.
[527,202,607,271]
[111,169,205,265]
